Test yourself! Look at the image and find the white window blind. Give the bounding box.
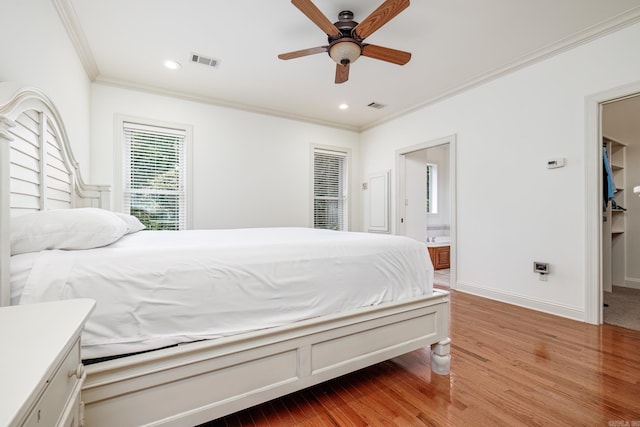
[313,148,348,231]
[123,122,187,230]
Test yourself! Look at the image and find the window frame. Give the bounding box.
[310,144,351,231]
[115,115,193,230]
[426,162,438,215]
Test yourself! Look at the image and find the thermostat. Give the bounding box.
[547,158,565,169]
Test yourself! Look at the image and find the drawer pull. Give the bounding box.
[69,364,85,379]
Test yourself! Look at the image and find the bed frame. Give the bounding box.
[0,83,451,427]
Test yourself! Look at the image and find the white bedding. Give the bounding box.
[12,227,433,359]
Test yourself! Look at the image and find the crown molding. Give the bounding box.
[360,6,640,131]
[52,1,640,133]
[52,0,100,80]
[93,77,360,132]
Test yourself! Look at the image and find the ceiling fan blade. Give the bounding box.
[353,0,410,40]
[335,64,350,84]
[278,46,328,60]
[291,0,341,37]
[361,44,411,65]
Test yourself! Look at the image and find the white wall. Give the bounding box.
[90,84,361,230]
[360,22,640,321]
[0,0,92,177]
[404,150,427,242]
[426,145,450,232]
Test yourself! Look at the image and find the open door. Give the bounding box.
[396,135,457,288]
[585,83,640,324]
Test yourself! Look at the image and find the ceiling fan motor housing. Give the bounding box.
[330,10,359,41]
[327,10,362,65]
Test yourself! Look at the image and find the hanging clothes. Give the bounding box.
[603,147,615,209]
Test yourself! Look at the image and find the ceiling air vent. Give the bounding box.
[367,102,386,109]
[191,53,219,68]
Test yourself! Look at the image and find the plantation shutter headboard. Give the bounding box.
[0,83,110,306]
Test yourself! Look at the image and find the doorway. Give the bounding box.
[601,94,640,330]
[396,135,457,288]
[585,82,640,325]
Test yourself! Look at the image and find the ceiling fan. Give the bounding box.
[278,0,412,84]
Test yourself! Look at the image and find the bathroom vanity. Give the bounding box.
[428,245,450,270]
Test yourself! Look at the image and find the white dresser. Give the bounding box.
[0,299,95,427]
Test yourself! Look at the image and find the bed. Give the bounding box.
[0,83,450,427]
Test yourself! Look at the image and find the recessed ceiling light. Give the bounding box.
[339,103,349,110]
[163,60,182,70]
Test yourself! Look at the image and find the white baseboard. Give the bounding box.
[622,277,640,290]
[455,281,586,322]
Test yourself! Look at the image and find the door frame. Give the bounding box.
[396,135,457,288]
[585,81,640,324]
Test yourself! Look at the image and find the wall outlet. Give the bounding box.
[533,262,549,274]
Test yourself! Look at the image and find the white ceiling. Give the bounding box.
[61,0,640,131]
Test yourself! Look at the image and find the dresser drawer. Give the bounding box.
[58,388,82,427]
[22,338,84,427]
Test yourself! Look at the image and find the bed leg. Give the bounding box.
[431,337,451,375]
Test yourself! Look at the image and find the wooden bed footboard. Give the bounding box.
[82,290,450,427]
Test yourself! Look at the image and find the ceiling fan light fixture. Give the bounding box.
[279,0,412,83]
[329,41,361,65]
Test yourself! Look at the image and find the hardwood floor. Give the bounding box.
[202,290,640,426]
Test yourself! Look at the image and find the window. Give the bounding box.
[313,147,349,231]
[426,163,438,214]
[122,120,190,230]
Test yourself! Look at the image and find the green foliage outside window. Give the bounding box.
[124,123,185,230]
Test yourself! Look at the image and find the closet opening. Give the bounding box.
[585,83,640,326]
[600,94,640,331]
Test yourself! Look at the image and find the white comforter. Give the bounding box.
[13,228,433,359]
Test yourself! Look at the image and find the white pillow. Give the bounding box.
[114,212,146,234]
[11,208,129,255]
